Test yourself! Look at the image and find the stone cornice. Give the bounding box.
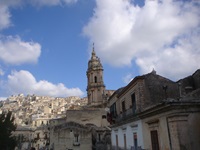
[110,100,200,128]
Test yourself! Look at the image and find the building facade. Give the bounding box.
[49,109,111,150]
[108,69,200,150]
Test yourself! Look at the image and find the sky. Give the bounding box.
[0,0,200,100]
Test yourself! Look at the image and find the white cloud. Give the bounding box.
[5,70,84,97]
[0,68,4,76]
[63,0,77,4]
[0,0,78,66]
[0,0,77,7]
[0,5,11,31]
[30,0,60,6]
[0,35,41,65]
[0,0,78,30]
[83,0,200,80]
[29,0,77,7]
[0,0,23,30]
[0,0,22,6]
[122,73,133,84]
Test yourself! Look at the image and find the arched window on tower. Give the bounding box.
[94,76,97,83]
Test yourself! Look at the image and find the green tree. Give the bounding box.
[0,111,17,150]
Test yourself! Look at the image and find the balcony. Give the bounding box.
[116,108,136,122]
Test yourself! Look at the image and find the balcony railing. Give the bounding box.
[116,108,136,122]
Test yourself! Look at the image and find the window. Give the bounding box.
[94,76,97,83]
[122,101,126,112]
[102,115,106,119]
[98,133,101,141]
[37,133,39,139]
[150,130,159,150]
[116,135,118,148]
[45,133,47,139]
[75,134,79,142]
[133,133,138,150]
[73,134,80,146]
[110,103,117,117]
[131,93,136,113]
[124,134,127,150]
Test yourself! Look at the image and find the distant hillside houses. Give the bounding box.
[0,94,88,126]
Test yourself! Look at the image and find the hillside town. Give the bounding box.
[0,94,88,149]
[0,48,200,150]
[0,94,88,125]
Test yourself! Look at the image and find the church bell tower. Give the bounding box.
[87,45,105,105]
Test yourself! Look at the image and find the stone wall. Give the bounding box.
[143,73,179,108]
[178,69,200,96]
[52,123,92,150]
[66,109,109,127]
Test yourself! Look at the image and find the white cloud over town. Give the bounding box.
[0,0,79,65]
[122,73,133,84]
[29,0,78,7]
[83,0,200,80]
[0,0,78,8]
[0,5,11,31]
[0,68,4,76]
[4,70,84,97]
[0,36,41,65]
[0,0,78,29]
[0,0,81,98]
[0,0,199,97]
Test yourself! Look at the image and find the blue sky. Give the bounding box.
[0,0,199,99]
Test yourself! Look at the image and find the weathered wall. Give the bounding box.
[178,69,200,96]
[144,73,179,107]
[142,113,170,150]
[142,106,200,150]
[66,109,108,127]
[168,112,200,150]
[52,127,92,150]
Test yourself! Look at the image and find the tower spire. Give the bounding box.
[92,43,96,59]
